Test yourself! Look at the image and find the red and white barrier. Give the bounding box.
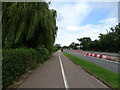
[86,53,89,55]
[97,54,100,58]
[88,53,91,56]
[99,55,103,58]
[94,54,97,57]
[106,56,111,60]
[90,53,92,56]
[85,52,111,60]
[103,55,107,59]
[71,50,112,60]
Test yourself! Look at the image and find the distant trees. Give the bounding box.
[76,24,120,52]
[62,46,69,49]
[55,44,61,49]
[2,2,58,52]
[77,37,91,50]
[69,42,79,49]
[53,44,61,51]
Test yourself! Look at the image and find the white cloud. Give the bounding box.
[54,2,91,28]
[55,29,80,46]
[50,2,118,46]
[55,18,118,46]
[99,18,118,25]
[59,17,118,32]
[60,26,81,31]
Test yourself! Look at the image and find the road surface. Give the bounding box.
[65,50,119,73]
[19,51,108,88]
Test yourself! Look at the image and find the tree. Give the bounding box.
[2,2,58,52]
[55,44,61,50]
[77,23,120,52]
[77,37,91,50]
[69,42,79,49]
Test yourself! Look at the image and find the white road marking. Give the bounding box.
[58,53,69,89]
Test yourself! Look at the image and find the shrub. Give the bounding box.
[35,46,51,61]
[53,47,59,52]
[2,47,50,89]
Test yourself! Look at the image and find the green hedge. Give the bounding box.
[2,47,50,89]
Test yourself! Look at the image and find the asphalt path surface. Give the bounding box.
[19,51,108,88]
[65,50,119,73]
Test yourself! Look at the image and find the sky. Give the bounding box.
[49,1,118,46]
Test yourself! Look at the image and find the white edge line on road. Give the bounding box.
[58,53,69,89]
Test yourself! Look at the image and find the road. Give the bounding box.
[65,50,119,73]
[19,51,108,88]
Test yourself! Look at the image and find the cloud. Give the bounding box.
[55,18,118,46]
[59,17,118,31]
[65,26,81,31]
[50,2,118,46]
[99,18,118,25]
[52,2,92,28]
[55,29,80,46]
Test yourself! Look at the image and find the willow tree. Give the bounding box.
[2,2,58,52]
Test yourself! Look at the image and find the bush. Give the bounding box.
[52,46,60,52]
[2,47,50,89]
[35,46,51,61]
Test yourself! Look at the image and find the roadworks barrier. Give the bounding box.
[72,50,119,62]
[86,53,89,55]
[94,54,97,57]
[99,55,103,58]
[70,50,119,62]
[106,56,111,60]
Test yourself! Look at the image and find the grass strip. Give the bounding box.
[63,52,120,89]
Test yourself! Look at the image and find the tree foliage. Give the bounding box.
[69,42,79,49]
[2,2,58,88]
[77,24,120,52]
[2,2,58,52]
[77,37,91,50]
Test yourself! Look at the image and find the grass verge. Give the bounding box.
[63,52,120,89]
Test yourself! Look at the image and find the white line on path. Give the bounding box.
[58,52,69,90]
